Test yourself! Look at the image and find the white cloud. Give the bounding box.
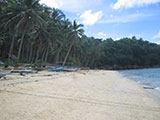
[113,0,160,9]
[40,0,104,12]
[80,10,103,26]
[115,38,121,41]
[155,41,160,44]
[40,0,62,8]
[85,32,108,39]
[96,32,108,39]
[86,32,146,41]
[153,31,160,39]
[99,13,152,24]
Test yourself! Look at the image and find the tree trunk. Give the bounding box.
[28,46,33,62]
[62,39,75,66]
[41,48,46,62]
[17,27,27,63]
[55,45,62,64]
[8,35,15,61]
[31,50,35,63]
[21,42,25,61]
[45,45,49,64]
[35,45,40,63]
[26,42,30,62]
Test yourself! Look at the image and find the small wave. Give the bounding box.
[155,87,160,91]
[137,81,141,83]
[118,69,160,92]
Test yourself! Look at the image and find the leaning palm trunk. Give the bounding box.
[55,45,62,64]
[8,35,15,61]
[26,41,30,61]
[62,21,84,66]
[28,46,33,62]
[44,44,49,63]
[41,48,46,62]
[35,45,40,63]
[62,39,75,66]
[17,27,27,63]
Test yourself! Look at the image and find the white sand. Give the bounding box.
[0,70,160,120]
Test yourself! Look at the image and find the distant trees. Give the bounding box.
[84,37,160,69]
[0,0,160,69]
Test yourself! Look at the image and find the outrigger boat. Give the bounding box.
[48,67,64,72]
[49,66,80,72]
[10,67,37,74]
[0,73,8,78]
[0,70,10,79]
[62,67,78,72]
[10,70,36,74]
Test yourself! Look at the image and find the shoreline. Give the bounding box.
[0,70,160,120]
[117,70,160,102]
[145,89,160,102]
[100,66,160,70]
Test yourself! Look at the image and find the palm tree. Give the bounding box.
[4,0,46,62]
[1,0,20,61]
[53,19,71,64]
[62,20,84,66]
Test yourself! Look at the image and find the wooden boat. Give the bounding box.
[10,67,37,74]
[82,67,90,70]
[62,67,78,72]
[0,70,10,78]
[48,67,64,72]
[10,70,36,74]
[0,73,8,78]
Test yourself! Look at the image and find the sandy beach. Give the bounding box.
[0,70,160,120]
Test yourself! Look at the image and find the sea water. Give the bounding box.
[118,68,160,91]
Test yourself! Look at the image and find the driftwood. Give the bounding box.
[143,86,154,89]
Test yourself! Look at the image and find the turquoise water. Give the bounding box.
[118,68,160,91]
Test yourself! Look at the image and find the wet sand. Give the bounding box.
[0,70,160,120]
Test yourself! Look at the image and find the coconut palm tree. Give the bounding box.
[62,20,84,66]
[54,19,72,64]
[1,0,20,60]
[4,0,46,62]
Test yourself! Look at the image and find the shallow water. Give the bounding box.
[118,68,160,91]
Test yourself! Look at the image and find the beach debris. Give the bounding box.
[20,73,26,76]
[42,74,53,76]
[82,67,90,70]
[143,86,154,89]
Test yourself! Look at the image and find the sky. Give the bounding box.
[40,0,160,43]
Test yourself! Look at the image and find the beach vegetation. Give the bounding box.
[0,0,160,69]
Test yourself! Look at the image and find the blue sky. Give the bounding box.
[40,0,160,43]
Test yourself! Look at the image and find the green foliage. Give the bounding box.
[30,62,35,67]
[0,0,160,69]
[0,39,3,46]
[81,37,160,69]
